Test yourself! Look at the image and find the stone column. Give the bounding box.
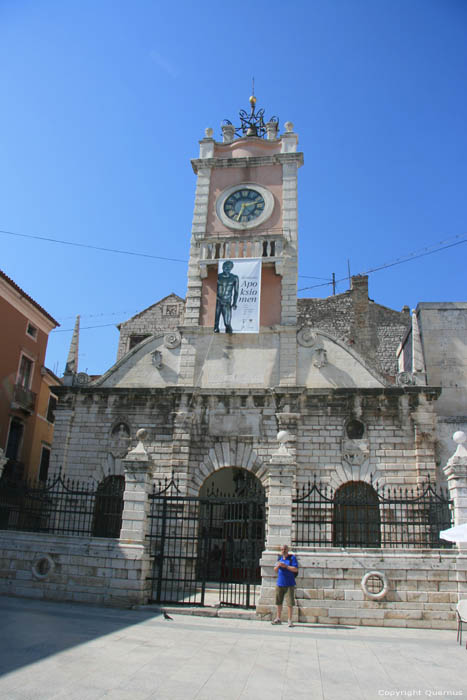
[120,429,152,544]
[443,432,467,600]
[256,432,296,619]
[443,431,467,532]
[266,453,295,548]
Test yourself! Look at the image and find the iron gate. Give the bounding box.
[147,478,265,608]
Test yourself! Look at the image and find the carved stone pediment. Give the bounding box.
[341,438,369,466]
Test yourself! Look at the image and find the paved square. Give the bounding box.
[0,596,466,699]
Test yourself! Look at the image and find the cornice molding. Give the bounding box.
[191,152,304,174]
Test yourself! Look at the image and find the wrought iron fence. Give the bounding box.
[0,472,124,538]
[293,478,453,549]
[146,475,265,607]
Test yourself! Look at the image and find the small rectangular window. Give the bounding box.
[129,334,150,350]
[26,322,38,339]
[39,446,51,482]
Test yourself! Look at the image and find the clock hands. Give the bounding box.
[235,198,262,221]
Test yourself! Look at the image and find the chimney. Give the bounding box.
[350,275,374,360]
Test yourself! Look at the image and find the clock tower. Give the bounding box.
[179,96,304,388]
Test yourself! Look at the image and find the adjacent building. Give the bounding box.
[0,270,60,481]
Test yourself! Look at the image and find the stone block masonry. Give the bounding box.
[0,531,150,607]
[257,549,463,629]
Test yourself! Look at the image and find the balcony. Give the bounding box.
[11,384,36,414]
[198,230,290,277]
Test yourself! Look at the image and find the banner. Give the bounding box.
[215,258,262,334]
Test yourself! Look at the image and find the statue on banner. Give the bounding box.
[214,260,239,334]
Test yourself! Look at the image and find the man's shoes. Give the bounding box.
[288,622,294,627]
[271,619,281,625]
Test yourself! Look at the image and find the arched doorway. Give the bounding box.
[333,480,381,547]
[147,468,266,608]
[198,468,265,597]
[92,475,125,538]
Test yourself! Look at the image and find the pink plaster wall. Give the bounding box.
[207,164,283,235]
[213,138,282,160]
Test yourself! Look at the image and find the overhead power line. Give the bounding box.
[0,228,188,264]
[2,225,465,299]
[53,322,119,333]
[298,234,467,292]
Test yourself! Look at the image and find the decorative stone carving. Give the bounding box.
[445,431,467,468]
[75,372,91,386]
[297,327,317,348]
[312,347,328,368]
[109,422,131,458]
[164,331,181,349]
[192,396,205,438]
[32,554,55,581]
[151,350,163,368]
[361,571,388,600]
[341,438,370,467]
[276,430,291,455]
[126,428,148,460]
[396,371,415,386]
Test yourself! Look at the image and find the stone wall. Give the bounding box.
[0,531,150,607]
[116,294,185,362]
[298,278,410,379]
[50,386,439,490]
[257,548,464,629]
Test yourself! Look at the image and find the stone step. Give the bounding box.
[296,597,455,612]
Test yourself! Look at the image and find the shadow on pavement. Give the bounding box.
[0,595,162,678]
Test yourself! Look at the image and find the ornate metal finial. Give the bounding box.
[222,84,278,140]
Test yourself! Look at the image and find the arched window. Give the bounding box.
[333,481,381,547]
[92,475,125,538]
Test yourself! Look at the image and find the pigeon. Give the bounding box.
[162,610,173,620]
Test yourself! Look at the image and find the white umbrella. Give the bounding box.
[440,523,467,543]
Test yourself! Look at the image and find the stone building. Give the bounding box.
[3,97,465,627]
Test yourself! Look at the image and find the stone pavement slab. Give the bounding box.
[0,595,466,700]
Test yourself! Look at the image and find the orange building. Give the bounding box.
[0,270,59,482]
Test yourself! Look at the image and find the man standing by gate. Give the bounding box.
[271,544,298,627]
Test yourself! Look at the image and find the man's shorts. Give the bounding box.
[275,586,295,606]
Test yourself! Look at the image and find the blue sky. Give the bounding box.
[1,0,466,376]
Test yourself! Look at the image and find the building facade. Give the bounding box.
[2,99,465,626]
[0,270,59,481]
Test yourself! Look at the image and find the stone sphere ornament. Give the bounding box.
[453,431,466,445]
[277,430,291,455]
[136,428,148,442]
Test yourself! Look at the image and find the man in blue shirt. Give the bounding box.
[271,544,298,627]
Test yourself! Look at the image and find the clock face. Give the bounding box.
[223,188,265,224]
